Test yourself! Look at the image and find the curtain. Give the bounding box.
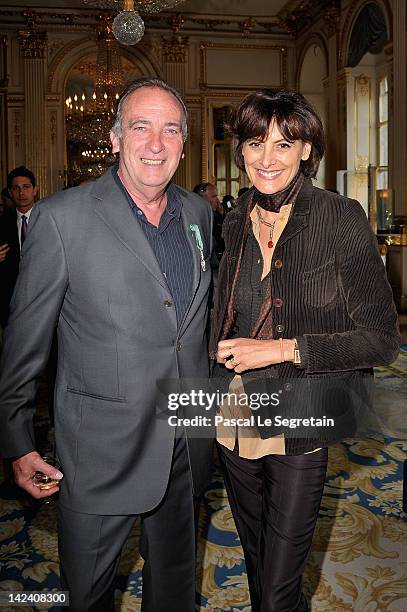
[348,3,387,67]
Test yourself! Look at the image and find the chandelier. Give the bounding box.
[65,18,124,177]
[82,0,187,45]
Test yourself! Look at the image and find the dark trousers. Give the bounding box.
[58,436,196,612]
[218,443,328,612]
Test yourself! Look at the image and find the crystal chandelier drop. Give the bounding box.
[113,1,145,46]
[82,0,187,45]
[65,18,124,177]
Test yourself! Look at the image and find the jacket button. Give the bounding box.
[274,259,283,269]
[176,341,182,351]
[164,300,173,307]
[274,298,283,308]
[276,324,284,333]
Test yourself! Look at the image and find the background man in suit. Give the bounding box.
[0,166,37,329]
[193,182,224,261]
[0,78,213,611]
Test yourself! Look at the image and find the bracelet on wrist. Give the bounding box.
[293,338,301,365]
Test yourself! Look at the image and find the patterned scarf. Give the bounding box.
[219,171,305,342]
[253,170,305,213]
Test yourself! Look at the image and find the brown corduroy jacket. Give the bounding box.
[209,178,401,454]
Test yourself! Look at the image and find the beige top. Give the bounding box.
[216,203,319,458]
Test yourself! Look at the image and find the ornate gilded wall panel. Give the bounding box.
[0,35,8,88]
[7,101,25,170]
[0,93,7,185]
[200,42,287,90]
[354,74,371,171]
[200,91,249,191]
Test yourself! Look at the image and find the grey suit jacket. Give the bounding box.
[0,168,214,514]
[0,207,20,327]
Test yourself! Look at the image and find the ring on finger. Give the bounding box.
[230,357,238,368]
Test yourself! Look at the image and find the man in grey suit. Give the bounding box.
[0,78,213,611]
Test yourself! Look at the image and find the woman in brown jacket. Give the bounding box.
[210,89,400,611]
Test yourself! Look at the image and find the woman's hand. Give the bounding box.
[217,338,295,373]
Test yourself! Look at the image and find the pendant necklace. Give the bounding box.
[256,206,277,248]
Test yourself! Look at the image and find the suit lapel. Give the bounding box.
[91,172,210,333]
[211,203,248,346]
[9,209,21,259]
[177,192,204,333]
[91,169,171,293]
[180,194,201,295]
[276,178,313,248]
[6,208,19,249]
[211,180,314,347]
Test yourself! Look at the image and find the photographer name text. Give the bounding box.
[168,415,335,429]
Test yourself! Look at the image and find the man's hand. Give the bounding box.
[217,338,295,373]
[0,243,9,262]
[12,451,63,499]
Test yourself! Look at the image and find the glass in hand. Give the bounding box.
[32,454,62,490]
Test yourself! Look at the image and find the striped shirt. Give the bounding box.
[113,168,193,325]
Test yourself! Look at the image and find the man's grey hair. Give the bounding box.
[111,77,188,141]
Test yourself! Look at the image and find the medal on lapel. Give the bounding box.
[190,224,206,271]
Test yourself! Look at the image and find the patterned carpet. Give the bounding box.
[1,348,407,611]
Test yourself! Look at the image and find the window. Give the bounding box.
[377,76,388,189]
[212,106,240,199]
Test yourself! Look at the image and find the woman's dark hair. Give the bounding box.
[226,89,325,178]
